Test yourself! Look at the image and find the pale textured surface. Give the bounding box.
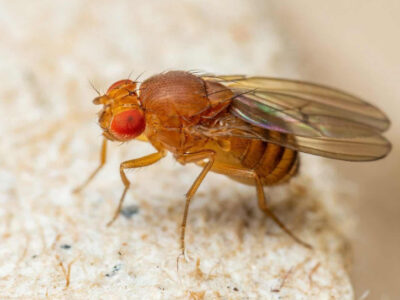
[0,1,354,299]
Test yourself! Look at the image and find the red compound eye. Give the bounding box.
[110,109,145,141]
[107,79,135,93]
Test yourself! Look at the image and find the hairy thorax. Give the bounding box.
[139,71,233,154]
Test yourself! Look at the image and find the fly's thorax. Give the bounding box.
[139,71,208,129]
[139,71,234,126]
[139,71,234,154]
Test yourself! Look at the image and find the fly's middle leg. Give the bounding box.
[176,150,216,255]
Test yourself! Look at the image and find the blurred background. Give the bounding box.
[0,0,399,298]
[269,2,400,299]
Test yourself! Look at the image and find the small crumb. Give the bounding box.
[60,244,72,250]
[233,287,239,292]
[120,205,139,219]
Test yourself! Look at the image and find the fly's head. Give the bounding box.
[93,79,146,142]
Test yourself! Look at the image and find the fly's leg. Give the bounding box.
[254,175,312,249]
[73,138,108,193]
[204,161,312,249]
[176,150,215,255]
[107,150,166,226]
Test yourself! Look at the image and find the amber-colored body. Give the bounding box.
[74,71,305,251]
[140,71,298,186]
[75,70,391,252]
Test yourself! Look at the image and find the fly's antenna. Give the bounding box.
[88,80,101,96]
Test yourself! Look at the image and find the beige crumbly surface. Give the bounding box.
[0,1,354,299]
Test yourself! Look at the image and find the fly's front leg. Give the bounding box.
[73,138,107,193]
[176,150,215,255]
[107,150,166,226]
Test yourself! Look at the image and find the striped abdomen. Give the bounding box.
[227,135,299,186]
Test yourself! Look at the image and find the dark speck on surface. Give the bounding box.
[105,264,122,277]
[120,205,139,219]
[60,244,72,250]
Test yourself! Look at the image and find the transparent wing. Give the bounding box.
[200,76,391,161]
[205,75,390,135]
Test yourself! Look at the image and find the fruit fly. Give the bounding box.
[74,71,391,251]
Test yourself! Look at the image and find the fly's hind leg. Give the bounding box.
[176,150,215,255]
[73,138,108,193]
[209,162,311,249]
[254,176,312,249]
[107,150,166,226]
